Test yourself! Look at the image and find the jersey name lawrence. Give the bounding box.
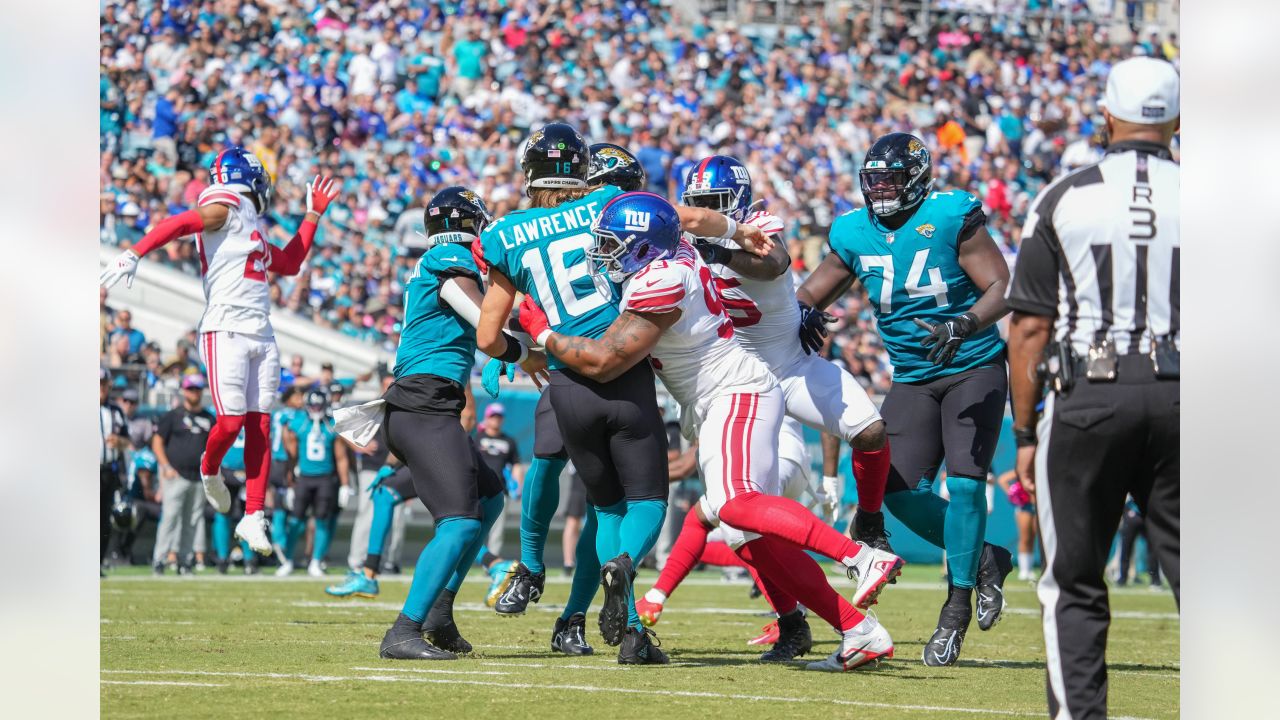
[479,185,622,369]
[701,211,803,373]
[620,240,775,419]
[829,190,1004,382]
[195,184,273,336]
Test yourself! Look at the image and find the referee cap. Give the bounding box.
[1103,57,1179,124]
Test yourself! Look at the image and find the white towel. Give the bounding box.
[333,398,387,448]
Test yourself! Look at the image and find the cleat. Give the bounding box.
[759,612,812,662]
[635,595,664,627]
[424,623,472,655]
[274,560,294,577]
[326,571,380,598]
[806,615,894,671]
[846,542,905,609]
[494,562,545,615]
[484,560,515,608]
[307,559,325,577]
[923,590,972,667]
[379,617,457,661]
[851,509,896,558]
[747,620,779,646]
[975,543,1014,631]
[552,613,594,656]
[234,511,274,556]
[618,626,669,665]
[598,553,635,646]
[200,454,231,513]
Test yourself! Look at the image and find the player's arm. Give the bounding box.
[333,434,351,489]
[440,272,547,382]
[794,252,859,355]
[282,426,299,464]
[955,223,1011,330]
[674,206,774,257]
[821,432,841,477]
[667,441,699,482]
[267,176,340,276]
[100,204,229,288]
[699,240,791,280]
[1008,311,1052,491]
[150,431,175,481]
[461,383,477,433]
[522,294,679,382]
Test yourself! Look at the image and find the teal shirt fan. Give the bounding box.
[394,243,483,386]
[828,190,1005,383]
[478,185,623,370]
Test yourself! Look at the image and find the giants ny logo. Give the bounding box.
[623,209,651,232]
[730,165,750,183]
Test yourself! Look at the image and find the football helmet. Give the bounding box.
[587,192,681,284]
[521,122,589,191]
[681,155,752,221]
[111,494,140,532]
[209,147,272,212]
[424,186,492,247]
[859,133,934,216]
[588,143,646,192]
[305,389,329,420]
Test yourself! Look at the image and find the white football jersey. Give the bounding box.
[702,211,804,373]
[195,184,274,336]
[620,240,776,428]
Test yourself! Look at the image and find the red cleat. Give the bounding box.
[748,620,780,646]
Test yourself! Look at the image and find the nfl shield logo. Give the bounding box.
[886,232,896,244]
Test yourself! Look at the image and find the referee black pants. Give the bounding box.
[1036,355,1179,720]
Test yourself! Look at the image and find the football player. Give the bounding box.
[519,192,901,672]
[796,133,1015,666]
[475,124,767,664]
[100,148,340,556]
[633,155,897,662]
[278,390,351,577]
[269,387,305,563]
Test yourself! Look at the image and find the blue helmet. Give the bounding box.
[681,155,753,222]
[587,192,682,284]
[209,147,272,212]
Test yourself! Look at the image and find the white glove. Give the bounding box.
[100,249,140,289]
[816,475,842,522]
[338,484,352,509]
[285,487,296,510]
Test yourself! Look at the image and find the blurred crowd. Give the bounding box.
[98,0,1178,391]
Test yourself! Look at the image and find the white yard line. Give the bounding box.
[1003,607,1178,621]
[101,680,226,687]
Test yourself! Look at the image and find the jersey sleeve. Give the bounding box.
[621,262,689,314]
[423,244,481,282]
[942,192,984,248]
[1006,199,1061,317]
[826,211,860,272]
[198,184,242,208]
[478,223,510,279]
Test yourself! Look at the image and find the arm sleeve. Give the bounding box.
[438,278,483,328]
[956,205,988,244]
[266,219,318,276]
[131,210,206,257]
[1005,204,1061,317]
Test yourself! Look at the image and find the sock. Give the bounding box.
[883,487,948,548]
[271,508,289,549]
[284,515,306,561]
[477,549,499,569]
[520,456,567,574]
[242,412,271,514]
[944,474,988,588]
[594,501,625,572]
[423,588,457,633]
[313,514,334,562]
[211,513,231,561]
[737,536,862,631]
[652,511,712,597]
[241,540,254,563]
[716,491,863,567]
[618,499,667,629]
[700,541,748,568]
[946,583,974,608]
[367,485,400,567]
[391,612,421,634]
[737,552,797,616]
[1018,552,1034,576]
[851,441,890,513]
[448,493,504,592]
[562,505,600,619]
[402,517,482,624]
[202,414,246,475]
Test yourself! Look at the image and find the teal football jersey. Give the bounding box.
[223,428,246,472]
[394,242,482,386]
[479,185,622,370]
[828,190,1004,383]
[289,413,338,476]
[271,408,297,462]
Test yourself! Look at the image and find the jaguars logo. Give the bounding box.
[907,138,924,155]
[525,129,545,149]
[459,189,482,206]
[597,146,632,167]
[915,223,936,238]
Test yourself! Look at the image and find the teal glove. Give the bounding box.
[367,465,396,494]
[482,357,516,398]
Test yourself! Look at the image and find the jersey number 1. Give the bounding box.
[859,249,949,314]
[521,234,608,326]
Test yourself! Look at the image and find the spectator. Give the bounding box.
[120,388,153,450]
[110,310,146,356]
[475,404,524,556]
[150,374,214,574]
[100,368,129,572]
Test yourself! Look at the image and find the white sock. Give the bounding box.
[847,615,877,636]
[1018,552,1034,575]
[644,588,668,604]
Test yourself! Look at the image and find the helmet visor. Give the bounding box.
[859,169,908,203]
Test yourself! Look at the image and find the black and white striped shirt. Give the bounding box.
[1007,140,1180,356]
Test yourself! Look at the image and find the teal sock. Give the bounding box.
[448,494,505,593]
[271,509,288,548]
[618,499,667,629]
[403,517,482,623]
[313,515,335,562]
[520,456,567,574]
[561,506,600,619]
[212,513,231,560]
[474,545,493,566]
[368,486,401,558]
[594,501,625,568]
[944,475,988,588]
[284,516,306,561]
[240,540,252,559]
[883,486,948,548]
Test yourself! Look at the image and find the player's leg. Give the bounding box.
[197,331,247,512]
[328,467,415,598]
[561,474,587,575]
[1133,378,1179,603]
[637,508,712,625]
[347,468,375,572]
[551,504,598,654]
[878,380,949,549]
[520,392,569,576]
[235,337,278,554]
[307,474,339,576]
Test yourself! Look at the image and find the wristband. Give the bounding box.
[517,343,529,363]
[722,216,738,240]
[1013,427,1037,447]
[495,333,525,363]
[535,329,552,347]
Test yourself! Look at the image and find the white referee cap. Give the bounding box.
[1103,57,1180,124]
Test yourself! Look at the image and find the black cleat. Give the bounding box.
[618,626,669,665]
[551,613,594,656]
[379,615,457,660]
[424,623,472,654]
[975,543,1014,631]
[494,563,546,616]
[923,590,972,667]
[759,611,813,662]
[598,553,635,647]
[852,509,895,554]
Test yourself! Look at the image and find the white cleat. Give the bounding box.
[199,454,232,513]
[275,560,294,577]
[847,542,905,610]
[235,511,273,556]
[307,559,325,578]
[805,615,894,672]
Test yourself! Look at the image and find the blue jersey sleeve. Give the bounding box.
[826,209,865,272]
[423,243,481,281]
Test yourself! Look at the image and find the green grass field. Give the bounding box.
[101,564,1179,719]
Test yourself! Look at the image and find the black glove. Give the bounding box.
[798,301,835,355]
[695,241,732,266]
[913,312,979,366]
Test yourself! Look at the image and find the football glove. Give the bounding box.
[913,313,979,366]
[285,486,296,510]
[306,175,340,216]
[518,295,552,346]
[338,484,353,509]
[367,465,395,494]
[482,357,516,399]
[798,301,835,355]
[100,249,140,289]
[815,475,842,522]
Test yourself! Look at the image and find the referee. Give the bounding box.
[1006,56,1179,720]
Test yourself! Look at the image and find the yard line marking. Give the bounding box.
[476,662,623,671]
[348,666,510,676]
[101,680,226,687]
[1004,607,1178,621]
[101,668,1080,717]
